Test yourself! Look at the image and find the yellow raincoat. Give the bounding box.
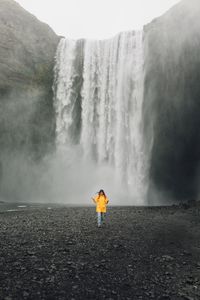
[94,194,109,213]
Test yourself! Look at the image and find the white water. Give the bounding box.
[53,31,148,204]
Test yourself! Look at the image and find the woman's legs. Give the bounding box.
[97,212,102,227]
[97,212,106,226]
[101,212,106,223]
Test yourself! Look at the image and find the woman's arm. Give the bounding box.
[92,197,96,204]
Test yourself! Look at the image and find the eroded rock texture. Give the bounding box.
[144,0,200,202]
[0,0,59,158]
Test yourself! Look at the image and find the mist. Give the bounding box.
[0,147,144,205]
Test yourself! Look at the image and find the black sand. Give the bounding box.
[0,206,200,299]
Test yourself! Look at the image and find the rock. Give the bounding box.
[182,251,192,256]
[144,0,200,201]
[26,251,35,256]
[72,285,79,290]
[0,0,59,190]
[179,293,194,300]
[1,185,200,300]
[37,267,45,271]
[185,276,195,285]
[23,291,29,298]
[165,272,172,276]
[111,290,117,295]
[66,241,75,246]
[197,262,200,269]
[161,255,174,262]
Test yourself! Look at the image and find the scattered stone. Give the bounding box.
[26,251,36,256]
[0,206,200,299]
[179,293,194,300]
[196,262,200,269]
[72,285,79,290]
[111,290,117,295]
[23,291,29,298]
[38,268,45,271]
[66,241,75,246]
[158,296,171,300]
[162,255,174,262]
[183,250,192,256]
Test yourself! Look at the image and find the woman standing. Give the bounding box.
[92,189,109,227]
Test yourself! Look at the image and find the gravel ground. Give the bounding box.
[0,205,200,299]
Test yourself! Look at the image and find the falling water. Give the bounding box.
[53,31,148,204]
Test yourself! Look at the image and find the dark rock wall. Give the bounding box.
[144,0,200,202]
[0,0,59,159]
[0,0,60,200]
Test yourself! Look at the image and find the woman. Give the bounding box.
[92,189,109,227]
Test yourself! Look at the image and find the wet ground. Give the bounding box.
[0,205,200,299]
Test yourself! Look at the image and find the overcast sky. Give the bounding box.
[15,0,180,39]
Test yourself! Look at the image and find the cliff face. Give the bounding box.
[144,0,200,202]
[0,0,59,158]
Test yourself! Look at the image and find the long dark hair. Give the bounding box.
[98,189,106,198]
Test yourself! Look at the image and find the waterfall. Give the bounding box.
[53,31,148,204]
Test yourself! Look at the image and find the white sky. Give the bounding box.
[15,0,180,39]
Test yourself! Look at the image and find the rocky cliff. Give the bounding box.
[144,0,200,202]
[0,0,59,158]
